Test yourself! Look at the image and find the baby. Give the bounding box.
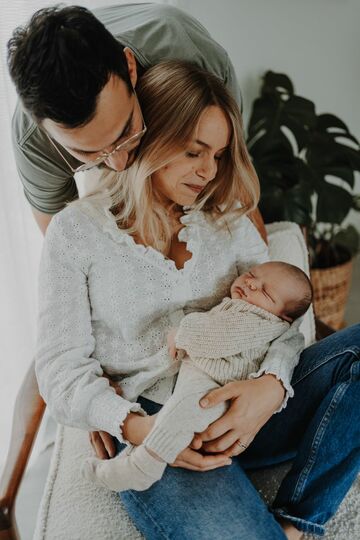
[82,261,313,492]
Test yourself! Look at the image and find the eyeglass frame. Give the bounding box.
[44,91,147,173]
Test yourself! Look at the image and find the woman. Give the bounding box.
[36,61,360,540]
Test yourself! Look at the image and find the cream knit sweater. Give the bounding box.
[175,298,290,385]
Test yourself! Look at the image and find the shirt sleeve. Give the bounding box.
[11,102,79,214]
[35,209,145,441]
[231,216,305,409]
[224,54,242,112]
[94,3,242,109]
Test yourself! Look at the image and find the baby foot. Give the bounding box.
[81,445,166,492]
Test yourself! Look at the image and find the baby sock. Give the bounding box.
[81,444,167,492]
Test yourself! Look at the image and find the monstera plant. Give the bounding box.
[247,71,360,269]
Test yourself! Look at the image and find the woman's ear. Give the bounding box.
[123,47,138,89]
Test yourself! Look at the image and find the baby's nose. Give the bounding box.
[245,278,257,291]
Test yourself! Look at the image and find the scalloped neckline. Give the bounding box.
[99,205,201,274]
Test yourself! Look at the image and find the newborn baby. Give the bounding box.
[82,261,313,492]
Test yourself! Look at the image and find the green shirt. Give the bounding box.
[12,3,241,214]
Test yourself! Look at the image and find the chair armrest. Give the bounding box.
[0,361,46,540]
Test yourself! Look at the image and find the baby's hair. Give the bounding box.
[277,262,313,321]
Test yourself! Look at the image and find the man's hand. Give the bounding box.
[193,374,285,457]
[89,374,123,459]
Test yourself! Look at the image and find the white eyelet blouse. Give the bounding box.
[35,200,304,442]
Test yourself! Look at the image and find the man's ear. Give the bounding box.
[123,47,138,89]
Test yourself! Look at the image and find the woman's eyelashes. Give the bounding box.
[185,150,223,161]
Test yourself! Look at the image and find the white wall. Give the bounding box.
[178,0,360,229]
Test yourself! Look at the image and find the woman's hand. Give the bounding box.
[170,445,232,471]
[90,413,157,459]
[89,430,118,459]
[193,374,285,457]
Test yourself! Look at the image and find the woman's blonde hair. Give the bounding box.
[80,60,260,255]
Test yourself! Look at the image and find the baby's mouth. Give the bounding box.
[234,286,246,298]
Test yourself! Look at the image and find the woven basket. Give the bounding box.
[310,259,353,330]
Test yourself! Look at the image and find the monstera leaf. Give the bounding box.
[248,71,316,155]
[247,72,360,268]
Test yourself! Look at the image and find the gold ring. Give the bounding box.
[235,440,247,450]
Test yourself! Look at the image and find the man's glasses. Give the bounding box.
[45,92,147,173]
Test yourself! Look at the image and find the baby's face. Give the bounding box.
[230,262,300,322]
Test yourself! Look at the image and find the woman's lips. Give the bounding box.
[184,183,204,194]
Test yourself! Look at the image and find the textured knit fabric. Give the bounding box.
[12,3,240,214]
[83,360,226,491]
[35,199,303,443]
[175,298,290,385]
[143,360,227,463]
[84,306,291,489]
[82,444,167,492]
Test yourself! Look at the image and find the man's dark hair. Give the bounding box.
[7,4,132,127]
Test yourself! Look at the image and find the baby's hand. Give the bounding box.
[167,327,179,360]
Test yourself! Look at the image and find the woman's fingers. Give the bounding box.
[101,431,116,457]
[200,382,237,408]
[172,459,231,472]
[89,431,116,459]
[189,433,203,450]
[170,447,231,471]
[225,433,255,456]
[89,432,108,459]
[198,415,234,442]
[201,429,238,453]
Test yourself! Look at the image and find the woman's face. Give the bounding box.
[152,106,231,208]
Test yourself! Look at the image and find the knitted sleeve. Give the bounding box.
[35,209,145,442]
[175,302,288,359]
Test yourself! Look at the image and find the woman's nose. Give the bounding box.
[197,157,217,181]
[104,149,129,171]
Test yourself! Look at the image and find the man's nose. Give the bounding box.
[104,149,129,171]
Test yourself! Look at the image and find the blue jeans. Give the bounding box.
[116,324,360,539]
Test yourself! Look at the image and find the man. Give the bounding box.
[8,3,241,235]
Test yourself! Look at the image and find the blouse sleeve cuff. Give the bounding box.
[248,368,294,413]
[87,389,147,443]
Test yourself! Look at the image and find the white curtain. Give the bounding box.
[0,0,174,472]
